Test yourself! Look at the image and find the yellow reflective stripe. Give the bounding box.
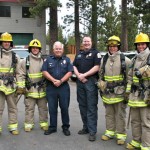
[130,140,141,148]
[133,76,139,83]
[116,133,127,140]
[24,123,34,128]
[0,127,2,132]
[126,84,131,91]
[104,75,123,82]
[40,122,48,127]
[16,81,25,87]
[102,96,124,104]
[105,130,115,137]
[141,145,150,150]
[8,123,18,131]
[128,100,147,107]
[27,92,46,98]
[0,85,16,95]
[142,77,150,80]
[133,76,150,83]
[0,68,14,73]
[28,72,42,78]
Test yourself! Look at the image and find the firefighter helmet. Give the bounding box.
[134,32,149,44]
[107,35,121,46]
[0,32,13,47]
[28,39,42,52]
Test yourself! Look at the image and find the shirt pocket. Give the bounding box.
[75,57,82,66]
[61,63,68,74]
[85,57,93,67]
[48,63,55,74]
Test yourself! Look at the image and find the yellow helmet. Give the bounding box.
[29,39,41,48]
[28,39,42,52]
[107,35,121,46]
[134,32,149,44]
[0,32,13,42]
[0,32,13,47]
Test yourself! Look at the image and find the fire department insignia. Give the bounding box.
[89,53,92,56]
[77,54,81,58]
[63,60,66,64]
[97,53,101,58]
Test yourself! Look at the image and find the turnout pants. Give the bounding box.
[0,91,18,131]
[130,107,150,148]
[24,97,48,128]
[104,102,127,140]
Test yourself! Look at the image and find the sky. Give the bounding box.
[46,0,122,35]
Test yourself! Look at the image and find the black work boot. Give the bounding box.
[89,133,96,141]
[78,128,89,135]
[63,128,71,136]
[44,127,57,135]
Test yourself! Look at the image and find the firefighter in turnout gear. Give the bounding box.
[17,39,48,132]
[0,32,20,135]
[98,35,131,145]
[126,33,150,150]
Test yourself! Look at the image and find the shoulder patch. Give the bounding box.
[97,53,101,58]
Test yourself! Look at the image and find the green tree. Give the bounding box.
[121,0,128,51]
[131,0,150,34]
[97,0,121,51]
[30,0,60,54]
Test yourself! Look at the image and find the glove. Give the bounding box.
[124,92,130,104]
[16,87,26,95]
[97,80,107,92]
[145,99,150,106]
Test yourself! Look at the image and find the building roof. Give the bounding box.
[0,0,34,2]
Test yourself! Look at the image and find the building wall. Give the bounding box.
[0,2,46,53]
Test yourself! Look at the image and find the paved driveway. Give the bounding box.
[0,80,132,150]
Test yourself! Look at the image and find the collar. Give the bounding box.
[80,48,94,55]
[137,48,150,61]
[1,48,12,54]
[30,52,42,60]
[50,54,65,60]
[108,50,121,60]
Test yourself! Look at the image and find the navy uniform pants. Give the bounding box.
[46,82,70,130]
[77,76,98,134]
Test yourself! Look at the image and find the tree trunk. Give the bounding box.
[91,0,97,49]
[49,5,58,54]
[121,0,128,52]
[74,0,80,53]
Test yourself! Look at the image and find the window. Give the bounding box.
[0,6,11,17]
[22,7,31,18]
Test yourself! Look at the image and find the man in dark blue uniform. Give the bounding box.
[42,41,73,136]
[73,36,101,141]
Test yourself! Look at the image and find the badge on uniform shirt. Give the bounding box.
[77,54,81,58]
[89,53,92,56]
[97,53,101,58]
[49,63,53,66]
[63,60,66,64]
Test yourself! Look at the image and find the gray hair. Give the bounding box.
[53,41,64,49]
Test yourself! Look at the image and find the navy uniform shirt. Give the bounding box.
[73,48,101,76]
[42,55,73,82]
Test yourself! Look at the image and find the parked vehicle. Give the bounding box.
[12,48,29,59]
[66,54,77,81]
